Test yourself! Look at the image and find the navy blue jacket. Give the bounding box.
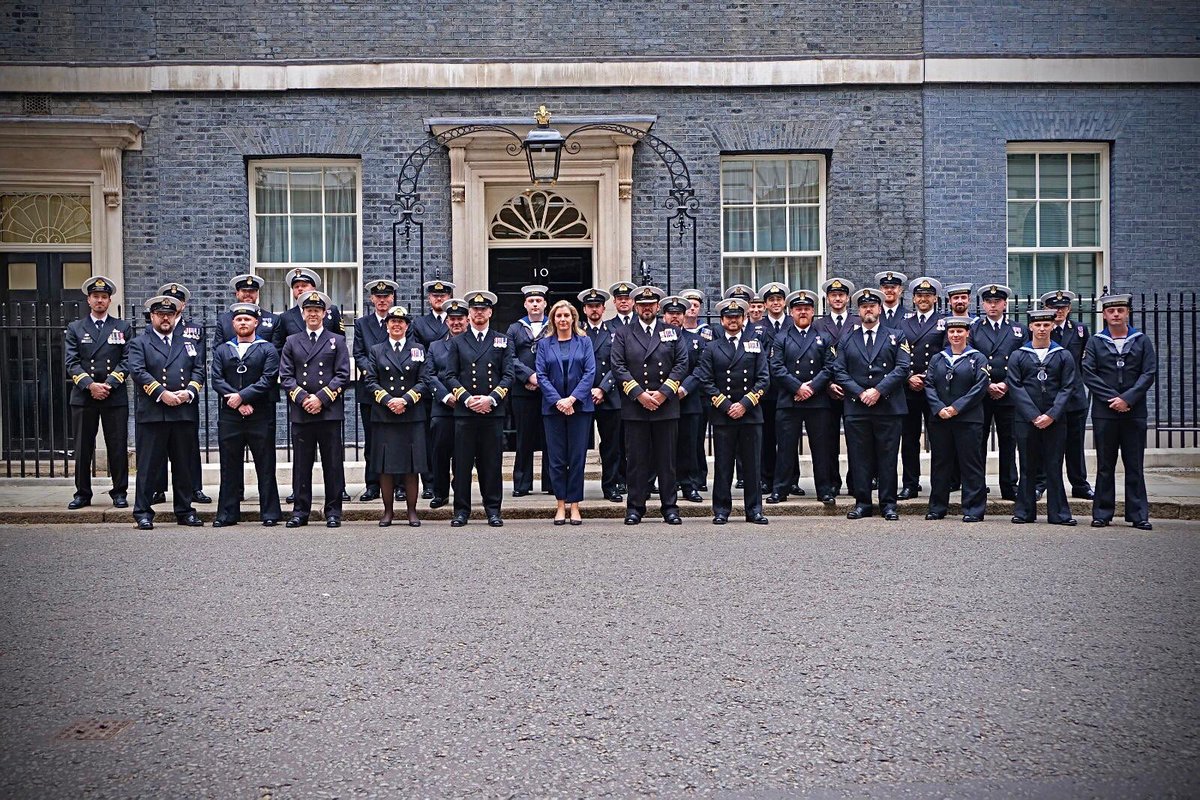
[127,329,205,423]
[352,311,391,397]
[583,320,621,411]
[213,309,280,352]
[410,312,449,349]
[271,303,345,351]
[210,339,279,422]
[364,338,431,424]
[831,325,912,417]
[279,329,351,424]
[1050,318,1091,413]
[696,333,771,426]
[425,333,457,419]
[440,327,516,418]
[610,319,689,422]
[507,317,549,399]
[924,347,990,424]
[1082,328,1157,420]
[970,316,1028,406]
[1007,343,1077,423]
[66,315,131,408]
[768,323,833,410]
[677,326,711,416]
[534,334,596,415]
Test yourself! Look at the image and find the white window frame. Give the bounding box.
[1005,142,1110,302]
[719,153,827,292]
[247,158,364,313]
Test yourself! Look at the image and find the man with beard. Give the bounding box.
[423,298,469,510]
[661,294,709,504]
[813,277,859,497]
[897,277,947,500]
[579,287,624,503]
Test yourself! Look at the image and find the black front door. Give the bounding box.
[0,252,92,460]
[487,247,592,332]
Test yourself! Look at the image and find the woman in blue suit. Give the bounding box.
[536,299,596,525]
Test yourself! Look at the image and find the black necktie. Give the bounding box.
[886,310,893,321]
[477,331,484,343]
[96,318,104,331]
[799,328,807,340]
[773,320,781,333]
[729,336,737,348]
[379,318,386,331]
[162,335,170,348]
[645,325,653,336]
[310,331,318,343]
[395,341,403,353]
[866,330,875,350]
[835,316,843,327]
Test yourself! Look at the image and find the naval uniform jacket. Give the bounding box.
[364,339,431,424]
[213,309,280,352]
[696,334,771,425]
[813,312,861,347]
[271,304,345,351]
[584,320,622,411]
[127,330,205,423]
[1082,327,1157,420]
[210,339,279,423]
[279,329,351,424]
[1008,342,1077,423]
[610,319,690,422]
[440,327,515,418]
[425,333,457,419]
[507,317,549,399]
[677,326,712,416]
[768,324,834,410]
[900,311,947,375]
[969,317,1028,405]
[66,315,132,408]
[831,326,912,417]
[352,312,391,400]
[924,347,990,424]
[410,312,450,349]
[880,302,907,329]
[1050,318,1091,414]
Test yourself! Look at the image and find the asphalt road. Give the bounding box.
[1,518,1198,799]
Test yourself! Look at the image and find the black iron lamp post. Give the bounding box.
[523,105,566,185]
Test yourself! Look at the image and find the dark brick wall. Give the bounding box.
[925,1,1200,56]
[1,1,923,62]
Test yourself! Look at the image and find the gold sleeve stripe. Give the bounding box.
[72,373,86,385]
[406,389,421,403]
[188,381,203,392]
[322,386,339,402]
[747,390,762,406]
[452,386,468,399]
[373,389,387,403]
[622,380,638,395]
[288,387,303,402]
[712,393,728,408]
[494,386,509,399]
[110,371,125,383]
[663,379,681,393]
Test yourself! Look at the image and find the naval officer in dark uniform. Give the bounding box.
[352,278,399,503]
[579,287,624,503]
[441,291,515,527]
[424,298,469,509]
[65,275,131,509]
[210,302,282,528]
[1037,289,1094,500]
[970,284,1026,501]
[610,285,689,526]
[127,295,205,529]
[832,288,912,520]
[271,267,346,349]
[661,294,709,503]
[876,270,908,328]
[410,277,456,498]
[813,277,859,497]
[767,290,836,505]
[1008,308,1078,526]
[696,297,771,525]
[507,284,552,497]
[898,277,947,500]
[280,291,351,528]
[1083,293,1157,531]
[213,274,279,349]
[923,316,990,522]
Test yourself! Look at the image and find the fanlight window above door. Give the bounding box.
[1,193,91,244]
[489,190,590,242]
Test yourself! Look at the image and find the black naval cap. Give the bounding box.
[467,290,499,308]
[145,295,182,314]
[300,290,331,309]
[229,274,265,292]
[158,282,191,303]
[1028,308,1057,324]
[385,305,411,321]
[82,275,116,295]
[660,295,689,314]
[444,298,469,316]
[229,302,262,319]
[875,271,907,287]
[608,281,635,298]
[366,279,399,296]
[577,287,611,305]
[716,298,748,316]
[854,288,884,307]
[976,284,1012,301]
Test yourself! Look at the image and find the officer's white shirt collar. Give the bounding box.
[374,313,387,324]
[389,335,406,350]
[793,322,813,334]
[305,326,324,343]
[470,325,490,339]
[860,321,881,335]
[89,313,109,325]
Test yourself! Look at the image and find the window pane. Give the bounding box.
[789,256,820,290]
[788,205,820,252]
[789,159,819,203]
[1071,201,1099,247]
[1008,254,1034,299]
[255,169,288,214]
[723,207,753,252]
[1007,154,1036,200]
[754,160,787,204]
[325,216,355,262]
[1007,201,1036,247]
[256,216,287,262]
[1071,153,1100,199]
[1039,154,1068,199]
[721,160,754,204]
[756,207,787,250]
[1039,201,1068,247]
[723,256,753,289]
[324,168,356,213]
[756,257,786,286]
[289,169,322,214]
[1035,253,1065,296]
[291,216,322,262]
[1068,253,1098,299]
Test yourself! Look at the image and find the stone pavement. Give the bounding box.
[0,519,1197,798]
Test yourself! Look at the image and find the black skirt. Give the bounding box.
[369,419,428,475]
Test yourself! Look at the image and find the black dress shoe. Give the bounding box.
[819,494,836,505]
[1072,488,1095,499]
[897,487,918,500]
[624,513,641,526]
[846,505,873,520]
[683,489,703,503]
[712,515,728,525]
[1051,518,1078,526]
[747,513,769,525]
[262,519,278,527]
[487,515,504,527]
[211,519,236,528]
[285,516,307,528]
[421,489,433,500]
[326,517,341,528]
[1090,519,1109,528]
[395,488,406,501]
[378,515,393,528]
[135,518,154,530]
[760,481,771,492]
[665,512,682,525]
[359,487,380,502]
[962,515,983,523]
[1010,516,1029,524]
[790,484,805,496]
[883,509,900,521]
[1035,489,1045,502]
[429,496,448,509]
[192,491,212,504]
[616,483,627,494]
[649,483,659,495]
[177,514,204,526]
[512,489,530,498]
[1132,520,1154,531]
[605,492,624,503]
[734,479,744,489]
[286,493,295,504]
[553,516,567,526]
[151,491,167,505]
[67,497,90,510]
[111,495,128,508]
[699,484,708,493]
[450,515,468,527]
[765,493,786,505]
[340,490,351,502]
[925,512,945,520]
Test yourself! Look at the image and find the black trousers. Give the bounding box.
[429,414,454,500]
[133,420,196,522]
[713,423,763,519]
[844,414,902,511]
[359,402,379,490]
[928,419,986,519]
[1035,408,1091,493]
[72,404,128,500]
[453,415,504,517]
[512,395,550,492]
[759,392,778,489]
[216,417,281,524]
[981,397,1018,495]
[829,402,852,494]
[291,420,345,520]
[697,419,708,488]
[1014,421,1071,523]
[676,412,705,492]
[594,408,623,496]
[152,418,204,496]
[774,407,833,498]
[624,418,679,518]
[900,391,931,491]
[1092,416,1150,523]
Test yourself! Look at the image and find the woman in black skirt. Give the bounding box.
[364,305,431,527]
